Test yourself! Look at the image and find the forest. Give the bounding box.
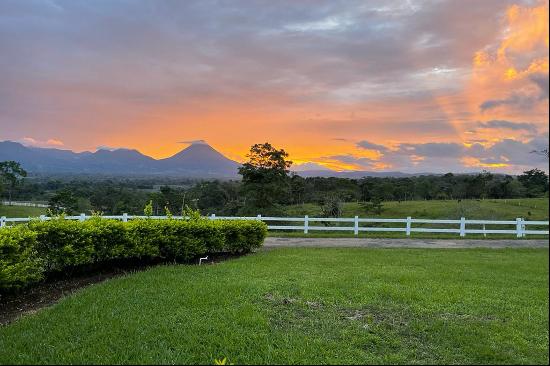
[1,143,548,217]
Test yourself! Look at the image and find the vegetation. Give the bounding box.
[238,142,293,215]
[0,205,46,218]
[0,161,27,203]
[283,198,549,221]
[0,248,547,364]
[0,216,267,292]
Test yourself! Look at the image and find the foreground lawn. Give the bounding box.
[0,248,548,364]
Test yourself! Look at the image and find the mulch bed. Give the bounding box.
[0,252,245,326]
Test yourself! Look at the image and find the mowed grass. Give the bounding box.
[0,205,46,218]
[1,248,548,364]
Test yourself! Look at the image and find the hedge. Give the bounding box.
[0,218,267,292]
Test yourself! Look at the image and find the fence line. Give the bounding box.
[1,201,49,208]
[0,214,548,238]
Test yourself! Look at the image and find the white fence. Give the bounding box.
[1,201,49,208]
[0,214,548,238]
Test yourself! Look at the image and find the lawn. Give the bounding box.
[0,205,46,218]
[1,248,548,364]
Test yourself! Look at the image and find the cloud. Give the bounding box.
[19,137,64,148]
[530,73,549,99]
[0,0,546,173]
[477,120,538,132]
[325,135,549,173]
[356,140,389,152]
[96,145,131,151]
[292,162,331,171]
[178,140,207,145]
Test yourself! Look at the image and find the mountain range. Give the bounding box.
[0,140,421,178]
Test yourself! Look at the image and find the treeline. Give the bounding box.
[1,143,548,216]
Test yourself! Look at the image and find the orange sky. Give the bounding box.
[0,0,548,173]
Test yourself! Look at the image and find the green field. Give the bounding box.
[283,198,549,220]
[0,205,46,218]
[1,248,548,364]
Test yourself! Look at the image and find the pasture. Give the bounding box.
[1,248,548,364]
[0,204,46,218]
[283,198,549,221]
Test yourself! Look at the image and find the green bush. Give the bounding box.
[220,220,267,253]
[1,218,267,292]
[30,219,95,271]
[0,226,44,291]
[84,218,130,261]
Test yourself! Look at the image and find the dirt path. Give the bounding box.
[264,237,549,249]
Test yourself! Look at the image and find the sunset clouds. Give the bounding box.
[0,0,548,173]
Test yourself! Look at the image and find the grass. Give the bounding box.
[283,198,549,221]
[1,248,548,364]
[0,205,46,218]
[272,198,549,239]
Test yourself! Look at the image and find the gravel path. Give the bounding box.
[264,237,549,249]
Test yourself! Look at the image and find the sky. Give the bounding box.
[0,0,548,174]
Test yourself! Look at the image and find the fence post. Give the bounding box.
[354,216,359,235]
[406,216,412,236]
[460,217,466,237]
[210,213,216,220]
[257,214,262,221]
[516,218,523,238]
[0,216,5,228]
[79,213,86,222]
[122,213,128,222]
[40,214,46,221]
[304,215,309,234]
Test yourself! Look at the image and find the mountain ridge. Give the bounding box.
[0,140,438,178]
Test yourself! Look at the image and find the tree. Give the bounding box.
[360,197,384,215]
[238,143,292,214]
[0,161,27,203]
[48,188,79,214]
[321,195,343,218]
[518,169,549,197]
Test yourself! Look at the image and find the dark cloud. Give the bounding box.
[328,135,549,173]
[356,140,388,152]
[530,73,549,99]
[478,120,538,132]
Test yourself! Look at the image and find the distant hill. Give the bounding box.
[0,140,429,178]
[0,141,240,178]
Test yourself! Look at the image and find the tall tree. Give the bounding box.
[518,169,549,197]
[0,161,27,203]
[238,143,292,214]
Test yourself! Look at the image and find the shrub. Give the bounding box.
[29,218,95,271]
[0,226,44,291]
[1,217,267,292]
[220,220,267,253]
[84,217,130,261]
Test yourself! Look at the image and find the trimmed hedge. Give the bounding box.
[0,226,44,291]
[0,218,267,292]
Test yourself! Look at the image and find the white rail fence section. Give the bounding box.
[1,201,49,208]
[0,214,548,237]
